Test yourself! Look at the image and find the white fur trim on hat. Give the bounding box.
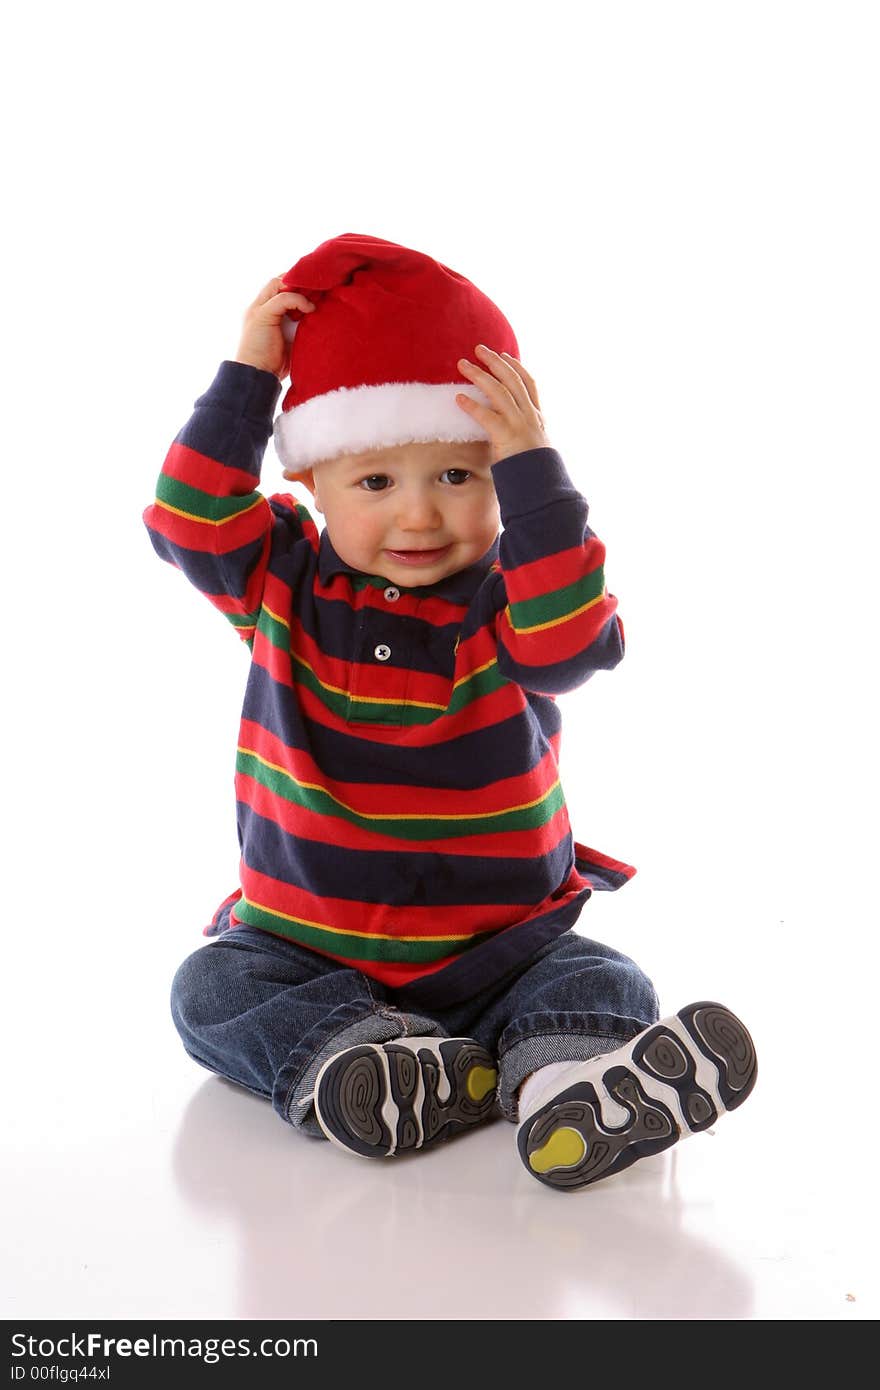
[273,381,492,470]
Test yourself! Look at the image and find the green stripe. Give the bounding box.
[234,897,497,963]
[292,656,361,720]
[256,606,290,649]
[508,568,605,631]
[349,572,392,591]
[229,610,259,631]
[157,473,261,522]
[291,647,507,726]
[447,660,507,714]
[253,614,510,725]
[219,608,258,644]
[236,748,565,839]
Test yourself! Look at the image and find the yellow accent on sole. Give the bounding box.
[466,1065,498,1102]
[528,1126,587,1173]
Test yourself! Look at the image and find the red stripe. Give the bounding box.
[309,672,527,745]
[143,495,272,557]
[261,569,502,708]
[454,621,502,669]
[248,633,529,748]
[350,956,455,986]
[235,770,573,858]
[264,564,474,643]
[574,840,638,883]
[259,584,464,709]
[346,657,452,708]
[504,537,606,599]
[318,570,471,628]
[499,594,619,665]
[300,669,528,746]
[258,580,356,693]
[239,717,560,817]
[161,440,263,497]
[232,858,593,987]
[239,863,532,938]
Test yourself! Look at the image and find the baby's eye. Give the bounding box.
[440,468,471,486]
[359,474,391,492]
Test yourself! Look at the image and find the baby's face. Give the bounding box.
[303,440,500,587]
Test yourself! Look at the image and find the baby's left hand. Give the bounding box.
[455,345,551,464]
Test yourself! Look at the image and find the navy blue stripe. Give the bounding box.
[237,802,576,906]
[458,570,507,641]
[574,848,632,892]
[176,361,282,474]
[292,586,467,678]
[145,527,266,599]
[497,511,592,569]
[491,448,588,518]
[145,495,311,603]
[497,613,625,694]
[491,449,592,568]
[395,889,592,1008]
[241,659,562,787]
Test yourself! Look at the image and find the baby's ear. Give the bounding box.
[283,466,317,496]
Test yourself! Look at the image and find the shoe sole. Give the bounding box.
[314,1038,498,1158]
[517,1001,757,1191]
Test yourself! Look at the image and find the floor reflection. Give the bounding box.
[172,1076,755,1320]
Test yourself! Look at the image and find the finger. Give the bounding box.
[252,276,287,306]
[250,292,316,327]
[454,389,496,423]
[273,290,316,312]
[499,351,541,410]
[476,346,541,414]
[251,278,315,314]
[459,356,521,414]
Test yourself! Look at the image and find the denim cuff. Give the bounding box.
[496,1009,654,1122]
[272,1000,444,1137]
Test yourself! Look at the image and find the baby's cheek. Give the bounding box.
[470,494,501,540]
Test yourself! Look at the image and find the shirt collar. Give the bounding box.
[317,529,500,604]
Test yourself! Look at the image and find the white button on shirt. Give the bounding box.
[374,644,392,661]
[383,586,400,602]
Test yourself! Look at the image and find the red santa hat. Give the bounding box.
[273,232,520,471]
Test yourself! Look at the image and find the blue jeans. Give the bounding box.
[170,925,660,1137]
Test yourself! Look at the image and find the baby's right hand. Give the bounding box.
[233,276,316,381]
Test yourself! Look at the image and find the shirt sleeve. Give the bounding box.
[142,360,317,648]
[489,446,625,694]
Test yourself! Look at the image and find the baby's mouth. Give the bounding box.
[385,545,452,565]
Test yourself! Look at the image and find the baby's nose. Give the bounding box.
[397,492,442,530]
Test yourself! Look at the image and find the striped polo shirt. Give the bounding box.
[143,360,635,1007]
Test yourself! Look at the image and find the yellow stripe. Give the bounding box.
[154,495,264,527]
[505,591,605,636]
[237,744,560,822]
[240,894,476,944]
[288,649,498,711]
[262,608,497,711]
[262,602,291,629]
[452,656,497,691]
[290,650,446,712]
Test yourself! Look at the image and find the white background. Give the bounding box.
[2,0,877,1324]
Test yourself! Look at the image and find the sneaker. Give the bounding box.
[313,1036,498,1158]
[517,1001,757,1191]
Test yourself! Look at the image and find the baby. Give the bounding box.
[144,233,756,1191]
